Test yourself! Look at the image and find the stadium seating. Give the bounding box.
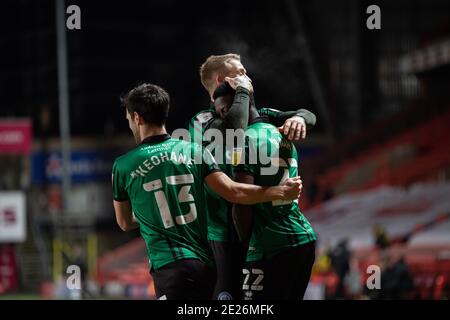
[97,238,154,298]
[313,106,450,201]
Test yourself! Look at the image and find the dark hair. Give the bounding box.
[121,83,170,126]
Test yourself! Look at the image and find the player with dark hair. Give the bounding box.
[198,54,316,141]
[112,83,303,300]
[208,83,317,300]
[190,54,317,300]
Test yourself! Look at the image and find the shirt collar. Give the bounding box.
[139,134,171,146]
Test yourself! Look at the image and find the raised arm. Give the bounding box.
[260,107,317,140]
[260,107,317,128]
[208,75,253,134]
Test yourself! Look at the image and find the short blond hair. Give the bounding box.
[199,53,241,95]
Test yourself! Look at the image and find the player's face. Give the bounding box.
[214,94,234,118]
[224,59,247,78]
[126,110,141,144]
[211,59,247,101]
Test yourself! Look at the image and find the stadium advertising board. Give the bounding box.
[0,119,32,154]
[0,191,26,243]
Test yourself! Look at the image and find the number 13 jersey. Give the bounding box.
[112,134,220,271]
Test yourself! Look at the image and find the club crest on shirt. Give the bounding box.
[231,147,243,166]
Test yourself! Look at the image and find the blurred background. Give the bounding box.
[0,0,449,299]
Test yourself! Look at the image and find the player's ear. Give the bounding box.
[215,74,222,85]
[218,107,226,119]
[133,112,142,125]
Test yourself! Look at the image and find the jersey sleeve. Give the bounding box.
[259,108,287,127]
[201,146,222,178]
[189,110,216,147]
[259,107,317,128]
[190,143,221,179]
[112,160,129,202]
[208,87,250,133]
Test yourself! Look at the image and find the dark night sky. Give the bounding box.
[1,0,449,138]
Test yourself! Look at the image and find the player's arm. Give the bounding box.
[113,200,140,232]
[260,107,317,140]
[208,75,253,133]
[112,161,139,232]
[232,172,255,247]
[204,171,302,205]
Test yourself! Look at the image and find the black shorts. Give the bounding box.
[209,240,247,300]
[242,241,316,300]
[151,259,215,300]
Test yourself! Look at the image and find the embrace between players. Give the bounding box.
[112,54,317,300]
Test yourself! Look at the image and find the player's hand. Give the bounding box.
[224,74,254,93]
[278,116,307,141]
[281,176,302,200]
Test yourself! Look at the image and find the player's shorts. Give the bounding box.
[209,240,247,300]
[151,258,215,300]
[242,241,316,300]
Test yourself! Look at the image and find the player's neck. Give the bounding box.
[139,125,167,142]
